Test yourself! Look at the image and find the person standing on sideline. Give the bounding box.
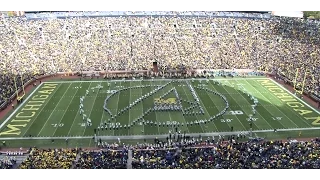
[12,104,14,109]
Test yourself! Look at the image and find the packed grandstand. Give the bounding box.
[0,11,320,169]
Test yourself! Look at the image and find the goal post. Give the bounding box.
[20,74,26,97]
[293,68,310,96]
[13,74,26,102]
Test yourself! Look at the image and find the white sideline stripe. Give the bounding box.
[1,126,320,141]
[270,79,320,115]
[44,77,269,83]
[0,84,43,129]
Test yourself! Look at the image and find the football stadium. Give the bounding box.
[0,11,320,169]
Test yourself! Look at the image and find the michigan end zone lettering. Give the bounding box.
[0,84,58,136]
[257,80,320,126]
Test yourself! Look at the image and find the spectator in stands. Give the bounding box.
[74,149,128,169]
[1,13,320,110]
[19,148,77,169]
[0,157,16,169]
[132,138,320,169]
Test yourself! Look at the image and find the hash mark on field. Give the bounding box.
[247,80,300,128]
[67,82,92,136]
[51,92,271,98]
[22,84,62,137]
[37,83,73,136]
[81,81,102,136]
[44,77,269,84]
[233,79,274,130]
[211,81,243,130]
[43,104,280,112]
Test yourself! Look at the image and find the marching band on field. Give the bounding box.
[76,80,259,131]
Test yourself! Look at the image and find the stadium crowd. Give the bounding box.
[74,149,128,169]
[0,156,17,169]
[3,137,318,169]
[0,12,320,169]
[1,13,320,109]
[131,138,320,169]
[19,148,78,169]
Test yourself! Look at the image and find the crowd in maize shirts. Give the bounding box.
[1,138,319,169]
[0,14,320,107]
[0,13,320,169]
[131,138,320,169]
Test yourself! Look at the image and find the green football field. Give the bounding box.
[1,77,320,148]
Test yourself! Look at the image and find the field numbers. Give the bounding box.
[272,117,282,121]
[79,123,86,127]
[229,110,244,115]
[247,118,258,122]
[51,123,64,127]
[220,119,233,123]
[74,86,82,89]
[107,90,117,94]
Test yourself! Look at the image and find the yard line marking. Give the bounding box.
[21,84,63,137]
[37,83,72,136]
[47,92,272,98]
[81,82,102,136]
[214,82,246,130]
[44,77,269,84]
[233,79,274,129]
[66,82,91,136]
[270,78,320,115]
[128,81,132,135]
[0,84,43,130]
[179,83,195,133]
[248,82,304,127]
[164,82,176,133]
[224,79,272,129]
[2,126,320,141]
[150,81,161,134]
[102,82,117,135]
[182,81,210,133]
[113,81,122,137]
[97,82,108,136]
[204,82,234,130]
[247,80,301,128]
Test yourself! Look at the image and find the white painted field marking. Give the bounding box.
[44,77,269,84]
[1,126,320,141]
[66,82,92,136]
[270,78,320,115]
[0,84,43,129]
[37,83,72,136]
